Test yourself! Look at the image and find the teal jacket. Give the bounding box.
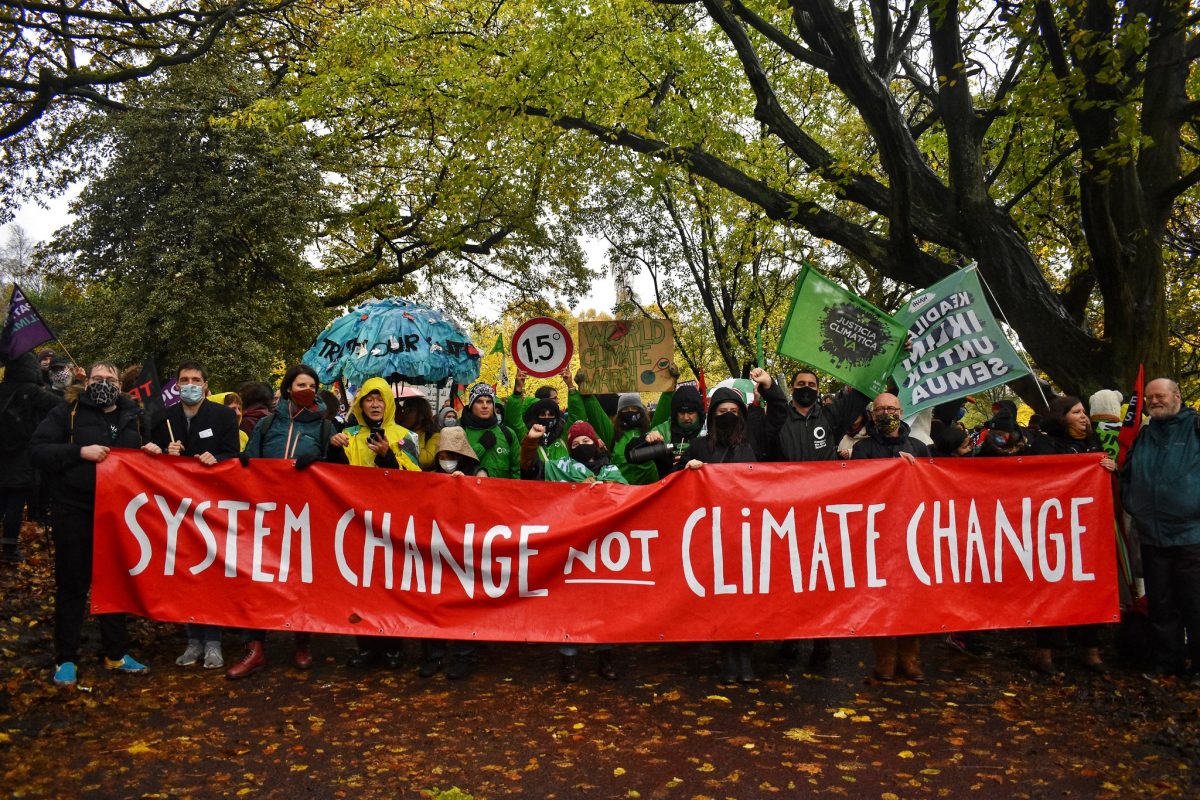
[1120,407,1200,548]
[245,400,329,461]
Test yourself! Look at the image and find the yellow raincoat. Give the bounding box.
[343,377,420,470]
[207,392,249,451]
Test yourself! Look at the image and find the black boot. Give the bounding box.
[347,649,381,668]
[597,650,617,680]
[737,643,757,683]
[718,646,738,684]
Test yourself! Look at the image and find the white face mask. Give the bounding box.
[438,458,459,473]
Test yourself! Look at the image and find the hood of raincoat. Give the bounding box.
[350,377,396,429]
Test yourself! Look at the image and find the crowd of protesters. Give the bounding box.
[2,346,1198,693]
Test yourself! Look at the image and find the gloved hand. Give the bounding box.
[294,452,321,470]
[238,453,251,468]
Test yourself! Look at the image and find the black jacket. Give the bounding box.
[766,383,869,462]
[30,390,145,512]
[0,353,65,489]
[1029,420,1104,456]
[851,420,931,460]
[151,399,241,461]
[677,387,758,467]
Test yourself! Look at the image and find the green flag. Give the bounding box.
[891,265,1030,414]
[777,265,906,397]
[490,335,505,355]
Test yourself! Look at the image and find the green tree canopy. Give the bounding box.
[40,50,329,388]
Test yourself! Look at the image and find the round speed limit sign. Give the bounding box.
[511,317,573,378]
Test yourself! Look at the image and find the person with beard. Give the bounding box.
[1027,395,1116,675]
[1121,378,1200,686]
[30,361,153,686]
[678,374,772,683]
[461,383,520,479]
[226,364,336,680]
[327,377,419,670]
[527,420,626,681]
[853,392,929,682]
[0,353,64,562]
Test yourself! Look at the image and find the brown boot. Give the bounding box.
[293,633,313,670]
[871,638,897,681]
[226,642,265,680]
[897,637,924,682]
[1082,647,1106,674]
[1031,647,1057,675]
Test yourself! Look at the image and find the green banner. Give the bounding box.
[777,266,906,397]
[891,265,1030,414]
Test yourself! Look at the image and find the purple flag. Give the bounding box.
[0,284,56,361]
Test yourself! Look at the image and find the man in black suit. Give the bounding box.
[144,359,240,668]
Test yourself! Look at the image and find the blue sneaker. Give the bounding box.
[104,654,149,674]
[53,662,77,686]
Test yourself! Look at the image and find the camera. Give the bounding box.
[627,440,686,464]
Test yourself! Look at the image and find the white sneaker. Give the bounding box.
[176,641,203,667]
[203,642,224,669]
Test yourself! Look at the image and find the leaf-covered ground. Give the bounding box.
[1,524,1197,799]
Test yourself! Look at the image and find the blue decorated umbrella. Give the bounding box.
[302,298,481,386]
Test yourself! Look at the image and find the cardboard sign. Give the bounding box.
[577,319,674,394]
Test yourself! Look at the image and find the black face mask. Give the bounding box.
[570,443,599,464]
[713,412,739,431]
[792,386,819,407]
[619,411,642,428]
[537,416,562,441]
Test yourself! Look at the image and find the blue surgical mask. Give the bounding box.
[179,384,205,405]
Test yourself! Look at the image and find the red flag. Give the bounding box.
[1116,364,1144,467]
[697,368,707,411]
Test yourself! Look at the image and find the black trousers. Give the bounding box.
[1142,542,1200,673]
[52,507,128,663]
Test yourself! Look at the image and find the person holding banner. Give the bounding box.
[227,364,335,679]
[764,368,870,669]
[461,383,520,479]
[142,360,241,670]
[327,377,420,670]
[30,360,152,686]
[1120,378,1200,686]
[679,378,770,683]
[853,392,930,682]
[1028,395,1116,675]
[527,420,626,682]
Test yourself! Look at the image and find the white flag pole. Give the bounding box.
[970,263,1050,409]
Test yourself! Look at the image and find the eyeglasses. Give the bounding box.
[875,407,901,414]
[88,376,120,387]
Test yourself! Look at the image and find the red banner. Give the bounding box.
[92,451,1119,642]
